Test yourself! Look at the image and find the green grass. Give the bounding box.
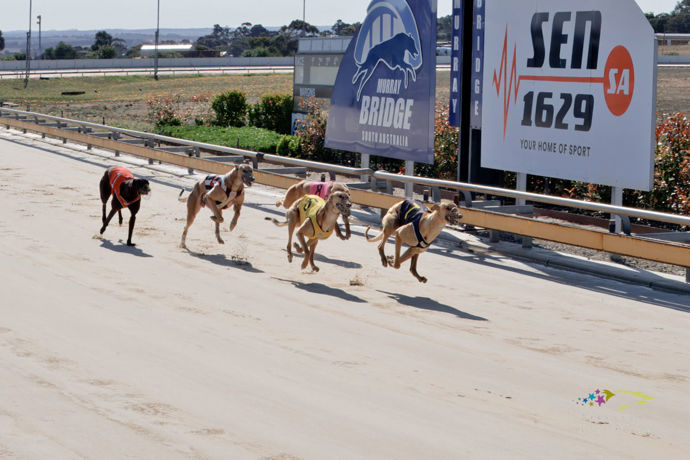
[0,74,292,104]
[158,125,285,153]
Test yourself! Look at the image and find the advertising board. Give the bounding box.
[480,0,656,190]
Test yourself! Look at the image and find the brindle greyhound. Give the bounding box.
[99,166,151,246]
[365,199,462,283]
[275,180,351,240]
[268,191,352,272]
[178,164,254,248]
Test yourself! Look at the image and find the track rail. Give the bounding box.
[1,108,689,272]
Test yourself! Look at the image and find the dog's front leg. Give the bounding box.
[296,230,311,270]
[307,240,319,272]
[409,254,427,283]
[228,202,241,231]
[215,219,224,244]
[204,193,224,224]
[126,212,137,246]
[342,216,351,240]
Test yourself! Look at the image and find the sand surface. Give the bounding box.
[1,131,689,459]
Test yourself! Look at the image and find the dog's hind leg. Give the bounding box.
[100,204,120,237]
[409,254,427,283]
[180,190,201,248]
[118,210,123,225]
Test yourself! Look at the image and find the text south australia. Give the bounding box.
[359,78,413,148]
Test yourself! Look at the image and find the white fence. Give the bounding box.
[0,57,294,72]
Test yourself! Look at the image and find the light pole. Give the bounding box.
[154,0,160,80]
[36,14,41,57]
[24,0,32,88]
[301,0,306,36]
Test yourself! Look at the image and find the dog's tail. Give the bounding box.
[265,216,288,227]
[365,226,385,243]
[178,188,187,202]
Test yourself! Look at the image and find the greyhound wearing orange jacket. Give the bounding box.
[98,166,151,246]
[365,199,463,283]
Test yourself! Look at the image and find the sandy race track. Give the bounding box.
[1,130,689,459]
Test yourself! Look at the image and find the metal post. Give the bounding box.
[154,0,160,80]
[24,0,32,88]
[612,186,623,234]
[405,160,414,198]
[36,14,41,57]
[302,0,306,36]
[360,153,370,183]
[516,172,532,248]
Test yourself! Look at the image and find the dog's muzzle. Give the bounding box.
[244,176,255,187]
[338,203,352,217]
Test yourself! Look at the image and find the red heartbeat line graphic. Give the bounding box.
[492,27,609,138]
[492,26,520,139]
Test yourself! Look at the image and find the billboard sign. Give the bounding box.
[480,0,656,190]
[448,0,463,127]
[325,0,438,165]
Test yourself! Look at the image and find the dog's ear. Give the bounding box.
[430,204,441,212]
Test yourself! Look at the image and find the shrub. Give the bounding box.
[293,98,356,164]
[248,94,294,134]
[636,112,690,215]
[276,134,301,156]
[211,91,247,127]
[146,94,184,127]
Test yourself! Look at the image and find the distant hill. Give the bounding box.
[1,28,213,54]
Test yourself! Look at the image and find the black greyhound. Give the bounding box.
[99,166,151,246]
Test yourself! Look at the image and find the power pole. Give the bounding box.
[154,0,160,80]
[36,14,42,57]
[24,0,32,88]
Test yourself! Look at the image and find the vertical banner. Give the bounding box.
[448,0,463,126]
[469,0,485,129]
[480,0,656,190]
[325,0,438,165]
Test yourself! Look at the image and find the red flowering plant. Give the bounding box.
[635,112,690,216]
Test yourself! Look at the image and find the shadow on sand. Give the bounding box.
[378,290,488,321]
[274,277,366,303]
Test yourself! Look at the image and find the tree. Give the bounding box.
[0,30,4,52]
[280,20,319,39]
[97,45,116,59]
[437,15,453,42]
[92,30,113,51]
[43,41,77,60]
[249,24,271,37]
[195,24,232,50]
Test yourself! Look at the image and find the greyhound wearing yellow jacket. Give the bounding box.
[267,191,352,272]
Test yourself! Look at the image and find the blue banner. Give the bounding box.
[325,0,437,165]
[470,0,485,129]
[449,0,463,127]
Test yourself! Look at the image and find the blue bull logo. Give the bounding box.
[352,32,420,100]
[352,0,423,101]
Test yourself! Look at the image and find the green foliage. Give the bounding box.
[437,15,453,42]
[97,45,116,59]
[92,31,113,51]
[158,125,285,153]
[248,94,294,134]
[293,98,357,165]
[211,91,248,127]
[276,135,301,156]
[636,112,690,214]
[43,41,77,60]
[645,2,690,32]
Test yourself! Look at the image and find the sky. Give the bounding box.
[0,0,682,32]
